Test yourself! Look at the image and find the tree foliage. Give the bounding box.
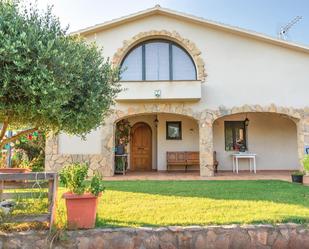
[0,1,121,148]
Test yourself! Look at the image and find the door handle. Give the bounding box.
[138,147,144,150]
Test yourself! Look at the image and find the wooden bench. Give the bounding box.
[167,151,219,173]
[166,151,200,172]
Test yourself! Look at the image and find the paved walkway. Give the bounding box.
[105,170,293,181]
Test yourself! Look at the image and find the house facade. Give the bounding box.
[45,6,309,176]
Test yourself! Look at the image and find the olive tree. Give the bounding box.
[0,1,121,149]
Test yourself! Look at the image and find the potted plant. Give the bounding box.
[59,163,105,229]
[114,119,130,173]
[291,171,305,184]
[303,155,309,185]
[115,119,130,155]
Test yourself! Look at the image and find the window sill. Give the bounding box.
[116,80,202,102]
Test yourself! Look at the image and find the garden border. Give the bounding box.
[1,224,309,249]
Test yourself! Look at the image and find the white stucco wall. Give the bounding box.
[85,14,309,110]
[58,128,102,154]
[213,113,299,170]
[117,81,201,101]
[157,113,199,171]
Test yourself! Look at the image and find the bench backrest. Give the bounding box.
[167,152,186,163]
[167,151,200,163]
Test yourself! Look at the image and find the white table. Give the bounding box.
[232,153,257,174]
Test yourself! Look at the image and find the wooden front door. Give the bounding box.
[130,122,152,171]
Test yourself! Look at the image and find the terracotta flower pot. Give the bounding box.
[0,168,31,173]
[62,192,101,229]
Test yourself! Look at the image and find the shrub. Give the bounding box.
[89,174,105,197]
[291,171,305,176]
[59,163,104,196]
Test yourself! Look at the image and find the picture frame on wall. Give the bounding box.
[166,121,182,140]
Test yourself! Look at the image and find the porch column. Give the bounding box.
[297,115,309,169]
[100,117,115,176]
[45,133,59,172]
[199,118,214,177]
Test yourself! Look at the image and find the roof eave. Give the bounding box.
[70,6,309,55]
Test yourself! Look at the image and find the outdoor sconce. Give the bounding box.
[244,117,250,126]
[154,117,159,127]
[154,89,161,98]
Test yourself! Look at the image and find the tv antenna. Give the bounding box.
[278,16,302,40]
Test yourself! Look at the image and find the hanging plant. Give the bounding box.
[115,119,131,146]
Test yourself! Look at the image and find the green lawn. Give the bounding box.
[1,180,309,231]
[55,180,309,228]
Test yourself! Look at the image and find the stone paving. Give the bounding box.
[104,170,293,181]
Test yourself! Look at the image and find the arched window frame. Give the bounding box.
[120,39,197,81]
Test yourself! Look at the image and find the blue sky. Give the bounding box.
[30,0,309,46]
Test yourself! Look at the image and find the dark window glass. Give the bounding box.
[121,46,143,80]
[172,45,196,80]
[120,40,196,81]
[166,121,182,140]
[145,42,170,80]
[224,121,247,151]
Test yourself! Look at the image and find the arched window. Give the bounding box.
[120,40,197,81]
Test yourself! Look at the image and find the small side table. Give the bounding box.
[232,153,257,174]
[115,154,128,175]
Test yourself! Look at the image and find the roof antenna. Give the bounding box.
[278,16,302,40]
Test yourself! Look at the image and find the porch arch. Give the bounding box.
[106,103,207,174]
[204,104,305,171]
[44,104,309,176]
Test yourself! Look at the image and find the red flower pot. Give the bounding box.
[0,168,31,173]
[62,192,100,229]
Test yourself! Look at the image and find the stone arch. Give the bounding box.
[112,103,200,122]
[204,104,305,171]
[112,30,207,82]
[110,103,200,157]
[110,103,202,174]
[44,103,309,176]
[210,104,302,123]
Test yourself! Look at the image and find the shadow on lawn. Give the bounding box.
[95,216,309,228]
[95,218,156,228]
[103,180,309,208]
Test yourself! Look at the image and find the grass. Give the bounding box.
[1,180,309,231]
[56,180,309,228]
